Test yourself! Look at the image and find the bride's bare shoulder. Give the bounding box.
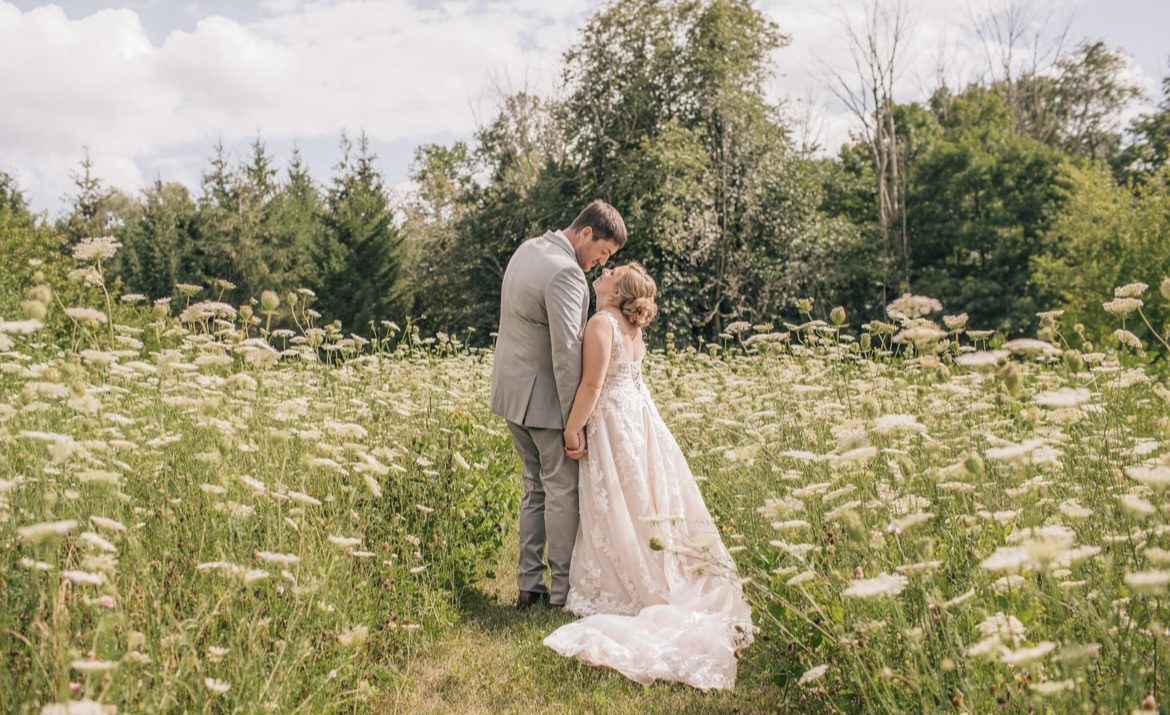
[587,310,619,331]
[583,312,615,342]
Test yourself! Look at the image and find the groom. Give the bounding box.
[490,200,627,609]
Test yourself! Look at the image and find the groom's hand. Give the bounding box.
[564,430,587,460]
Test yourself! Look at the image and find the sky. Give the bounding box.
[0,0,1167,216]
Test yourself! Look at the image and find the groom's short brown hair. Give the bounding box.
[569,200,628,248]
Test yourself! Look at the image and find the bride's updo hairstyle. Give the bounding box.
[615,262,659,329]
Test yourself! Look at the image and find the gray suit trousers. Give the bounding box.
[506,420,579,605]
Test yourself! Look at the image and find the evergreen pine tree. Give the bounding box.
[192,140,239,293]
[314,132,407,333]
[59,150,138,249]
[120,181,198,299]
[234,138,279,298]
[268,146,322,294]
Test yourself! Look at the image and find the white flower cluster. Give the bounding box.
[71,235,121,263]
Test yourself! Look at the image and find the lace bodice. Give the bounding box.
[594,311,645,417]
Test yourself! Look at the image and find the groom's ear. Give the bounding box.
[580,226,592,242]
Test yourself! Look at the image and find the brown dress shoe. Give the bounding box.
[517,590,551,609]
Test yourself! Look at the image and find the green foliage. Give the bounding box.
[402,141,475,333]
[1047,42,1143,162]
[0,174,71,319]
[1118,69,1170,181]
[408,93,577,338]
[906,88,1071,333]
[266,148,324,296]
[116,180,198,299]
[190,139,285,301]
[609,120,714,339]
[1002,41,1142,164]
[1033,164,1170,351]
[825,87,1071,330]
[412,0,863,344]
[312,133,409,333]
[57,151,140,247]
[564,0,816,339]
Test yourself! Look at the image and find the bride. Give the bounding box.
[544,262,753,691]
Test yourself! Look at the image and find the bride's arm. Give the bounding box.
[563,315,612,453]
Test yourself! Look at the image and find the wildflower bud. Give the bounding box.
[840,511,866,542]
[998,362,1024,398]
[830,306,846,326]
[860,333,872,351]
[649,536,666,551]
[239,305,253,322]
[962,453,985,479]
[1036,324,1056,343]
[22,300,47,321]
[1062,349,1084,373]
[796,298,814,314]
[26,285,53,304]
[260,290,281,313]
[287,291,298,307]
[153,301,170,318]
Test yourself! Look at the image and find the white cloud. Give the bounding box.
[0,0,1160,213]
[0,0,593,210]
[259,0,308,14]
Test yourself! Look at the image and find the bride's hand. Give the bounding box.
[564,430,587,460]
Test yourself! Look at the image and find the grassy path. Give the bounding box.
[380,536,787,714]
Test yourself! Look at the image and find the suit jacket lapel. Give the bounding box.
[546,230,577,263]
[545,229,589,320]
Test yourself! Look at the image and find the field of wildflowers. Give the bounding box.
[2,238,1169,712]
[2,239,522,712]
[682,289,1170,712]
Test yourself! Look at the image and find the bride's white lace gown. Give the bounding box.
[543,312,753,691]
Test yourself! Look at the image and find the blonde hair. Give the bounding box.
[615,262,658,329]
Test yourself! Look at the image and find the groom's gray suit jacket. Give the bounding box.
[491,230,589,430]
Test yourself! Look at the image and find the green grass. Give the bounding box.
[382,537,787,714]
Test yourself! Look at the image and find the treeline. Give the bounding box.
[2,0,1169,351]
